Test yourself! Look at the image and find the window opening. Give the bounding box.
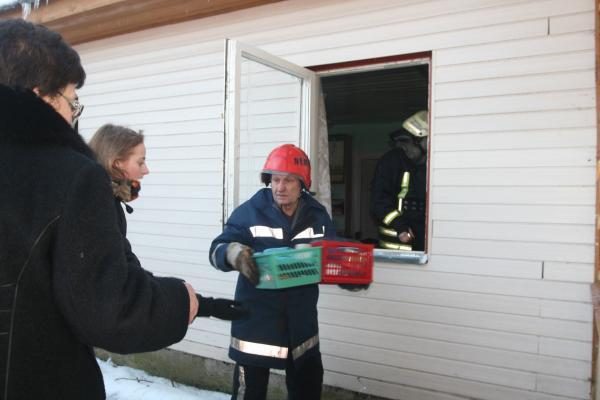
[319,61,430,261]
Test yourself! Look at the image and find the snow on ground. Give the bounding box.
[99,358,230,400]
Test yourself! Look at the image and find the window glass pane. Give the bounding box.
[238,56,302,203]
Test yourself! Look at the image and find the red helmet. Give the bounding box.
[261,144,311,190]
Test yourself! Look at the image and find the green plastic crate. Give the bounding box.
[253,247,322,289]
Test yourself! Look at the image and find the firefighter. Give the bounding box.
[209,144,336,400]
[370,110,428,251]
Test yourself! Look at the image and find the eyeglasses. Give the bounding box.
[58,92,84,123]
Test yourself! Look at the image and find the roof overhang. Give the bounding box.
[0,0,283,45]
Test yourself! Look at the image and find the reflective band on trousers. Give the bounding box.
[378,226,398,238]
[231,334,319,360]
[383,209,400,226]
[379,239,413,251]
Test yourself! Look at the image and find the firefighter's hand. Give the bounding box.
[226,242,259,285]
[196,294,248,320]
[398,229,414,243]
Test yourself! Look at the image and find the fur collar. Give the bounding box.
[0,84,94,159]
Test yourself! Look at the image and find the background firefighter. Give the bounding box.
[370,111,429,251]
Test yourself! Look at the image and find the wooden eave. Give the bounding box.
[0,0,283,45]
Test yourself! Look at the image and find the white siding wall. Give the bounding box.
[75,0,596,399]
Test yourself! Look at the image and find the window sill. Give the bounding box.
[374,249,428,264]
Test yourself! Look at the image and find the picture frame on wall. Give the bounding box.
[329,135,348,184]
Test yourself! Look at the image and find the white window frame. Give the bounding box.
[223,39,318,220]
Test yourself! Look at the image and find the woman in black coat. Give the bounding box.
[0,20,201,400]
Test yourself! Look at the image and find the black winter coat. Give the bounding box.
[0,85,190,400]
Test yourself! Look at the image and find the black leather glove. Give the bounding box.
[338,283,371,292]
[196,294,247,320]
[226,242,259,285]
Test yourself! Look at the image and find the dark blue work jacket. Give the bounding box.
[209,188,335,369]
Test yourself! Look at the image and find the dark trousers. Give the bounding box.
[231,354,323,400]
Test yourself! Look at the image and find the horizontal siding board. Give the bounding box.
[374,266,590,301]
[132,196,220,212]
[540,337,592,361]
[82,72,224,96]
[432,167,595,187]
[144,159,220,172]
[321,294,591,340]
[321,286,543,317]
[431,204,593,224]
[146,133,223,148]
[321,339,537,390]
[435,89,595,116]
[140,184,221,199]
[126,221,221,239]
[288,19,548,67]
[433,148,595,168]
[265,1,579,58]
[433,186,593,205]
[434,221,594,245]
[536,374,590,399]
[435,50,594,83]
[128,232,207,251]
[85,94,222,117]
[431,237,593,263]
[435,31,594,66]
[550,11,595,34]
[540,299,592,322]
[320,324,589,379]
[82,119,223,137]
[425,255,542,279]
[323,370,495,400]
[434,108,596,133]
[147,146,223,161]
[319,308,538,353]
[144,172,222,185]
[322,354,567,400]
[435,70,595,101]
[83,51,223,83]
[86,77,223,104]
[543,262,595,283]
[433,128,596,151]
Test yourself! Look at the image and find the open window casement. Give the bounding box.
[223,39,318,221]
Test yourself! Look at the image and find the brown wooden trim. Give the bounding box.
[308,51,432,72]
[0,0,282,45]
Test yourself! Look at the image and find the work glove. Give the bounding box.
[196,294,247,320]
[338,283,371,292]
[226,242,259,285]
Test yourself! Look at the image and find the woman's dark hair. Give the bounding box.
[0,19,85,96]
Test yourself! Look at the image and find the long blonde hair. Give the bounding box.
[89,123,144,180]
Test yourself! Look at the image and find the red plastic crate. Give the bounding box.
[311,240,374,284]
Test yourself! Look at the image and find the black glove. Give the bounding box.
[338,283,371,292]
[196,294,247,320]
[226,242,260,285]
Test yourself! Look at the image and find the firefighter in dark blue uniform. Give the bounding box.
[371,111,429,251]
[209,144,336,400]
